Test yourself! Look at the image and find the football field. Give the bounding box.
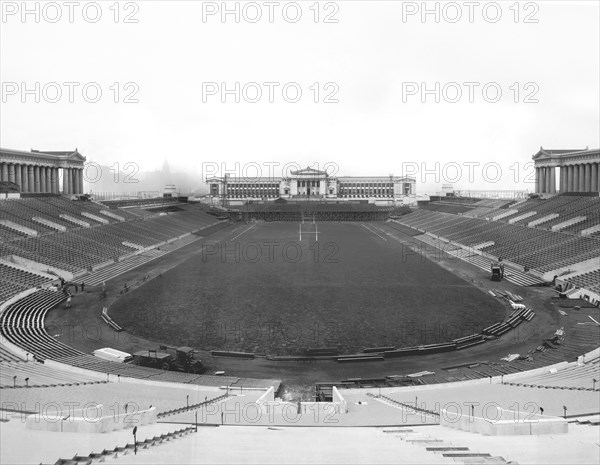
[111,221,506,355]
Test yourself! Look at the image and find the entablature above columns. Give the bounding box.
[0,148,86,169]
[532,147,599,168]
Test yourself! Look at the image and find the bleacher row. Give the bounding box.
[101,197,179,209]
[466,194,600,234]
[0,197,224,302]
[505,356,600,391]
[398,203,600,274]
[0,263,52,302]
[565,270,600,294]
[0,361,109,389]
[0,290,80,360]
[423,195,600,235]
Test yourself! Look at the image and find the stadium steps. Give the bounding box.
[83,250,167,286]
[83,232,203,286]
[443,250,544,287]
[389,429,512,464]
[53,426,198,465]
[157,393,228,419]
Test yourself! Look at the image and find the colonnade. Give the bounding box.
[0,162,84,194]
[535,162,599,194]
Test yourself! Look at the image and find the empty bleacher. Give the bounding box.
[0,263,54,302]
[0,197,225,280]
[398,195,600,275]
[564,270,600,294]
[0,361,107,388]
[505,354,600,391]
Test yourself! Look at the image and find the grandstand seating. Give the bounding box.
[0,197,224,284]
[0,344,25,362]
[418,203,474,214]
[398,195,600,275]
[0,263,54,302]
[564,270,600,294]
[0,361,108,388]
[102,197,179,209]
[0,290,79,360]
[505,356,600,391]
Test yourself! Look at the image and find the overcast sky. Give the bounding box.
[1,0,598,193]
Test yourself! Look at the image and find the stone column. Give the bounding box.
[45,167,51,193]
[34,166,41,193]
[63,168,70,194]
[541,167,547,193]
[21,165,28,192]
[14,163,21,190]
[578,164,585,192]
[541,167,546,193]
[40,167,46,193]
[549,167,556,194]
[75,169,80,194]
[79,169,84,194]
[8,163,15,183]
[591,163,599,192]
[0,163,6,181]
[536,167,542,193]
[567,165,573,192]
[584,163,591,192]
[52,168,59,194]
[73,168,78,194]
[27,165,34,193]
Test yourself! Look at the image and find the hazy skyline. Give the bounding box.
[1,0,598,194]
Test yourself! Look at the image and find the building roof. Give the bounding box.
[289,167,329,176]
[0,147,86,164]
[532,147,599,160]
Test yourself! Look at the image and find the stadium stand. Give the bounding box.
[397,195,600,277]
[564,270,600,294]
[0,197,226,281]
[0,193,598,465]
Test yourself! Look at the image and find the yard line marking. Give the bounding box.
[361,223,387,241]
[230,223,256,241]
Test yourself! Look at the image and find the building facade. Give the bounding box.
[0,148,86,196]
[533,147,600,195]
[207,167,416,204]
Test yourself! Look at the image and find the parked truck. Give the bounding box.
[132,346,205,374]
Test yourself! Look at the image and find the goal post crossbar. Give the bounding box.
[299,223,318,241]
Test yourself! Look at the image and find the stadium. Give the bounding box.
[0,146,599,464]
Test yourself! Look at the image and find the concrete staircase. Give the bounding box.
[508,211,536,224]
[59,214,90,228]
[31,217,67,232]
[53,426,198,465]
[528,213,559,227]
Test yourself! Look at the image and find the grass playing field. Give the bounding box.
[110,222,506,355]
